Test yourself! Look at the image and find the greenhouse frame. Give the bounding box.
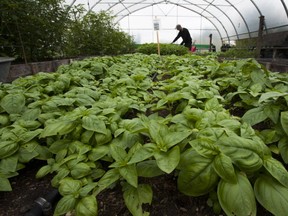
[65,0,288,46]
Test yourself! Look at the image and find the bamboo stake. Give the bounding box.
[156,30,160,55]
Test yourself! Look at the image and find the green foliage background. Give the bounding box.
[0,0,136,62]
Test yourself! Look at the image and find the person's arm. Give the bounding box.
[172,32,181,43]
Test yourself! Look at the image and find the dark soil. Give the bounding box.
[0,161,273,216]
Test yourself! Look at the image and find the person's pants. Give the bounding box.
[184,43,192,50]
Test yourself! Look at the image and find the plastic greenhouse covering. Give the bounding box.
[64,0,288,48]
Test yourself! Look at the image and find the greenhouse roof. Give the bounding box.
[65,0,288,46]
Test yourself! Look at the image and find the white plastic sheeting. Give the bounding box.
[64,0,288,48]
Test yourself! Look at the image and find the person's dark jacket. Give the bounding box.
[172,28,192,47]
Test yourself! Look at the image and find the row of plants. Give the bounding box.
[0,0,135,62]
[136,43,189,55]
[135,43,258,59]
[217,48,258,59]
[1,53,288,216]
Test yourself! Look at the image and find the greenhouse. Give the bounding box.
[1,1,288,216]
[66,0,288,46]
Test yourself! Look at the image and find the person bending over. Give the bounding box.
[171,24,192,50]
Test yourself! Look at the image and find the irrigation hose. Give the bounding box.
[24,189,61,216]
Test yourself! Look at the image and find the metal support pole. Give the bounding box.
[209,34,212,52]
[256,16,265,58]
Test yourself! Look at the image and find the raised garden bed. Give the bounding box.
[0,54,288,216]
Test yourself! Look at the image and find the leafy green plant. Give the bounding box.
[136,43,189,55]
[218,48,257,59]
[1,53,288,216]
[0,1,135,62]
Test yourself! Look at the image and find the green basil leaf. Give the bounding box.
[222,147,263,172]
[19,129,42,143]
[126,142,142,160]
[36,165,52,179]
[213,153,237,183]
[263,105,280,124]
[263,157,288,188]
[242,107,267,126]
[128,143,156,164]
[0,114,10,126]
[0,140,19,159]
[88,146,109,162]
[250,67,267,87]
[0,154,18,173]
[71,162,91,179]
[177,148,219,196]
[120,118,146,133]
[164,130,192,149]
[18,146,39,163]
[75,94,96,106]
[183,107,203,121]
[171,113,194,128]
[154,145,180,174]
[190,138,220,158]
[279,137,288,164]
[197,91,214,99]
[0,177,12,191]
[217,119,241,132]
[259,129,280,144]
[219,133,264,157]
[249,83,262,97]
[123,183,152,216]
[114,128,125,138]
[35,145,52,160]
[95,129,112,145]
[40,120,77,137]
[47,97,75,107]
[79,183,98,197]
[156,98,168,108]
[52,168,70,188]
[0,93,25,114]
[82,116,106,134]
[281,111,288,136]
[21,108,41,121]
[59,177,82,196]
[148,121,166,148]
[81,130,94,144]
[110,144,127,162]
[48,139,71,154]
[136,160,164,177]
[205,97,222,111]
[54,195,77,216]
[66,155,86,168]
[97,169,120,193]
[218,172,256,216]
[119,164,138,187]
[254,175,288,216]
[259,91,288,103]
[76,195,98,216]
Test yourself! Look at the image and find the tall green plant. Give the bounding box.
[63,8,135,57]
[0,1,135,62]
[0,0,69,62]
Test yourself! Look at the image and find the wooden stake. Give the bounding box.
[156,30,160,55]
